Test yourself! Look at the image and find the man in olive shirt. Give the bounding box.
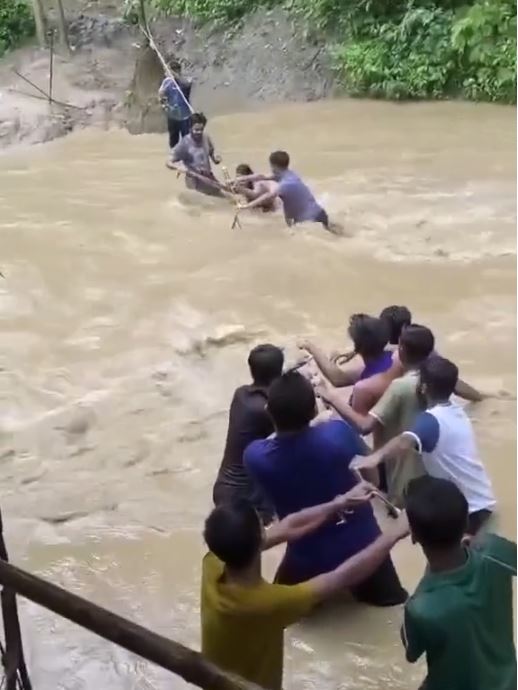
[403,476,516,690]
[202,484,409,690]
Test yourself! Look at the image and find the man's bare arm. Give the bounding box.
[455,378,485,402]
[299,341,362,388]
[352,434,415,472]
[234,173,273,185]
[263,482,375,550]
[319,385,377,435]
[308,513,409,599]
[242,190,278,210]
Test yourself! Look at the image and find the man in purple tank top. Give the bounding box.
[233,151,330,230]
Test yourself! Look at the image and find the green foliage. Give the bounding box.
[332,8,458,99]
[452,0,516,102]
[331,0,516,103]
[151,0,517,103]
[0,0,34,56]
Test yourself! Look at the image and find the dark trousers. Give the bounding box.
[276,552,407,607]
[167,117,190,149]
[314,208,330,230]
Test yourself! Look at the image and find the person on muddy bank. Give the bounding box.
[158,58,193,150]
[201,483,409,690]
[212,344,283,523]
[167,112,223,196]
[233,151,331,230]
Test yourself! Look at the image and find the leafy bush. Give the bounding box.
[331,0,516,103]
[332,8,458,99]
[0,0,34,56]
[452,0,516,102]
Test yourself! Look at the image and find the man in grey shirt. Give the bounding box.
[234,150,330,230]
[167,112,222,196]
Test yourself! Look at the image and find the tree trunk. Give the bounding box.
[30,0,47,48]
[54,0,71,55]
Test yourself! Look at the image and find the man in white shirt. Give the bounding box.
[353,355,496,535]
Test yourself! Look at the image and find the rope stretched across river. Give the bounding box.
[137,0,193,115]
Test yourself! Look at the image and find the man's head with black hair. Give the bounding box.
[348,315,389,361]
[248,344,284,388]
[269,151,290,179]
[204,499,263,571]
[399,324,435,368]
[190,112,207,142]
[406,476,468,554]
[419,356,458,404]
[267,372,316,432]
[380,306,412,345]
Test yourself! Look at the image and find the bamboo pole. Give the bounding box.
[0,559,264,690]
[30,0,47,48]
[48,30,54,104]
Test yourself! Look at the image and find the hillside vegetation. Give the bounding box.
[152,0,516,103]
[3,0,516,103]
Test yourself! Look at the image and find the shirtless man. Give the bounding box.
[234,151,330,230]
[233,164,278,212]
[167,112,223,196]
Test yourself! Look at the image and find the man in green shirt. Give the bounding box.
[403,475,516,690]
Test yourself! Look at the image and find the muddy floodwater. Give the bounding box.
[0,99,516,689]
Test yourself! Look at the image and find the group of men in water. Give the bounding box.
[203,306,516,690]
[158,61,516,690]
[159,61,331,230]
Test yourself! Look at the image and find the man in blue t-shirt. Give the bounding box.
[244,371,407,607]
[158,59,192,151]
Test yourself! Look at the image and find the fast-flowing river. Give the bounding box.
[0,99,516,689]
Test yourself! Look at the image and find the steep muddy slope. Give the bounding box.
[0,8,334,148]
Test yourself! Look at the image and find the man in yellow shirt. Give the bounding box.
[201,483,409,690]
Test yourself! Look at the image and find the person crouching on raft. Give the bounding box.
[234,151,330,230]
[232,164,278,212]
[167,112,223,197]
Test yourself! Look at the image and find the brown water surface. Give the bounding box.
[0,99,516,689]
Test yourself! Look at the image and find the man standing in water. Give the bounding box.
[158,58,192,150]
[202,485,409,690]
[318,325,436,506]
[213,344,284,524]
[244,372,407,605]
[403,476,516,690]
[167,112,223,196]
[233,151,330,230]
